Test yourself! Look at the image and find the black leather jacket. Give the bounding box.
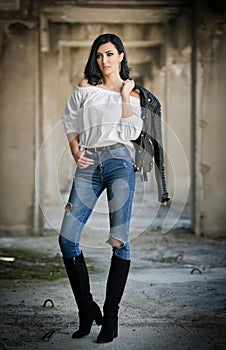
[133,85,170,203]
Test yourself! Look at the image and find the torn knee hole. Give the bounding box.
[108,237,124,248]
[65,203,72,211]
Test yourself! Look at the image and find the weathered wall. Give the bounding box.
[0,22,35,233]
[195,3,226,236]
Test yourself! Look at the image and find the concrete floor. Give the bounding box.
[0,229,226,350]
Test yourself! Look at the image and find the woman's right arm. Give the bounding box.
[67,132,94,168]
[63,83,94,168]
[67,132,80,162]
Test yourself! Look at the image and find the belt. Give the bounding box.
[87,143,124,152]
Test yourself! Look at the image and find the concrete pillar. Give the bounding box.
[195,2,226,237]
[153,14,191,207]
[0,22,36,233]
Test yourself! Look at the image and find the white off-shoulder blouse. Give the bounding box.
[62,86,143,159]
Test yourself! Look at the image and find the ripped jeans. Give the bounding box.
[59,145,136,261]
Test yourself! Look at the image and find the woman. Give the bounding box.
[59,33,169,343]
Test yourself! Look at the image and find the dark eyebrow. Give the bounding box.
[96,50,113,55]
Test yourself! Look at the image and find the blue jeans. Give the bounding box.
[59,145,136,260]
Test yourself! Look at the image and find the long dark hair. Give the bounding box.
[84,33,131,85]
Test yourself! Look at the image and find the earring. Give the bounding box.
[118,61,122,72]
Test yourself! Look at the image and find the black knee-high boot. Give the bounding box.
[62,252,102,338]
[96,255,130,343]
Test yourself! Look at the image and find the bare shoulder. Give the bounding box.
[78,78,92,87]
[131,89,140,100]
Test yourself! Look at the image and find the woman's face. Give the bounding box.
[96,42,124,76]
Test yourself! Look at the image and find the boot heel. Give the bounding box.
[113,325,118,338]
[96,318,118,343]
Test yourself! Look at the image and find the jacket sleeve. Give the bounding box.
[138,86,169,202]
[151,107,170,202]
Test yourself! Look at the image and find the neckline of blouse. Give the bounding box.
[76,85,140,101]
